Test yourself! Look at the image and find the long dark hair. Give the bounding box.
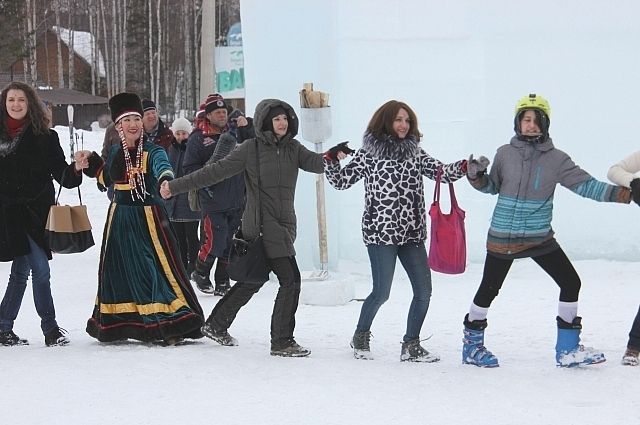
[0,81,49,136]
[366,100,422,141]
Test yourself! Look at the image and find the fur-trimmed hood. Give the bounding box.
[361,132,420,161]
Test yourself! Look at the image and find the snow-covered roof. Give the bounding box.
[52,26,105,77]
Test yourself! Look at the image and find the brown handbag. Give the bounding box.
[45,178,94,254]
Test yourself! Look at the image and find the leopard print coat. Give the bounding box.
[325,133,466,245]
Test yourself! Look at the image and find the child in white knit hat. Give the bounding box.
[171,117,192,142]
[167,117,200,277]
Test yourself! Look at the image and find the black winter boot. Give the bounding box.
[191,259,214,294]
[0,330,28,346]
[214,261,231,296]
[270,339,311,357]
[201,315,238,346]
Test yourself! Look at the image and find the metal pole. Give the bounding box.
[67,105,74,161]
[314,141,328,271]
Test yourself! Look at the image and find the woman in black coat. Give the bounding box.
[0,82,84,347]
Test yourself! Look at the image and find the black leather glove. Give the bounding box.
[630,178,640,206]
[467,154,490,180]
[324,141,355,161]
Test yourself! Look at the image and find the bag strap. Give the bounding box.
[433,166,442,203]
[254,139,263,233]
[432,165,459,209]
[54,166,83,206]
[448,176,459,209]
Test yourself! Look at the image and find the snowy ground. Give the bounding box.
[0,128,637,425]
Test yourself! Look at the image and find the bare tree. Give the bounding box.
[120,0,128,93]
[111,0,118,93]
[43,22,51,87]
[154,0,161,102]
[148,0,155,101]
[182,1,192,111]
[67,0,75,90]
[98,0,112,97]
[162,0,171,117]
[53,0,65,88]
[25,0,38,86]
[88,0,97,94]
[194,0,203,102]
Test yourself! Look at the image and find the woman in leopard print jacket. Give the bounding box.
[324,100,467,362]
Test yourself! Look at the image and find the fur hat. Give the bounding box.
[262,106,288,131]
[142,99,157,112]
[171,117,192,136]
[204,93,228,114]
[109,92,143,124]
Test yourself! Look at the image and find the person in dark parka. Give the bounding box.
[161,98,350,357]
[0,81,85,347]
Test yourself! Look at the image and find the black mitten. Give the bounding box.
[109,151,127,183]
[324,141,355,161]
[630,178,640,206]
[82,152,104,178]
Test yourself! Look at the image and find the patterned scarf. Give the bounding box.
[195,117,227,137]
[0,118,27,158]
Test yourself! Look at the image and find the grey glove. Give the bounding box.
[467,154,490,180]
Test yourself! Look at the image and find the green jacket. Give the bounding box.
[169,99,324,258]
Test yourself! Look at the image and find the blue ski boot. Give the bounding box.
[555,316,605,367]
[462,314,499,368]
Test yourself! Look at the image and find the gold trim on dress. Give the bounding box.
[144,205,188,303]
[99,299,187,314]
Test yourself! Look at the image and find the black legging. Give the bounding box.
[473,247,581,308]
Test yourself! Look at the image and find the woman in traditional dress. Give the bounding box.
[76,92,203,344]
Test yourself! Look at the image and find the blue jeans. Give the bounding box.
[356,243,432,342]
[628,305,640,350]
[0,236,58,334]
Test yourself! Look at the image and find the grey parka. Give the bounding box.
[169,99,325,258]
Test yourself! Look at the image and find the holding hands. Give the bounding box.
[160,180,172,199]
[467,154,490,180]
[630,178,640,206]
[325,141,355,161]
[74,150,92,171]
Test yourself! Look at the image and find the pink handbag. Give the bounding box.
[428,167,466,274]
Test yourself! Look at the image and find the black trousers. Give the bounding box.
[171,221,200,274]
[210,256,301,345]
[473,247,581,308]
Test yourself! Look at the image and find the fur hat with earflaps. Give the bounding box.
[109,92,144,124]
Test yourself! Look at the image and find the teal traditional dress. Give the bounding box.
[85,141,204,342]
